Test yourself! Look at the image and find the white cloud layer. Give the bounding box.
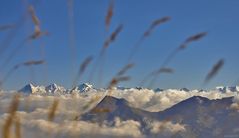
[0,88,238,138]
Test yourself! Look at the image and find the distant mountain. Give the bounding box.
[135,87,145,90]
[18,83,46,94]
[157,96,239,137]
[112,86,140,91]
[45,83,66,94]
[18,83,96,94]
[81,95,239,137]
[216,86,239,93]
[81,96,158,124]
[153,88,191,93]
[17,83,239,96]
[179,87,190,92]
[114,86,129,90]
[71,83,95,93]
[154,88,164,92]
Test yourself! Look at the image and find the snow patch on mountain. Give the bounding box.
[45,83,66,94]
[71,83,95,93]
[216,86,239,93]
[18,83,46,94]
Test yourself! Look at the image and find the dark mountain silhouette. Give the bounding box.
[81,95,239,137]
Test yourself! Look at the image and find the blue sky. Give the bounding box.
[0,0,239,90]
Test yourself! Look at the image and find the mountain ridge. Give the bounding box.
[81,95,239,137]
[17,83,239,94]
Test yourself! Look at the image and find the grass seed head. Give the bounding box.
[104,24,123,49]
[204,59,224,84]
[105,0,114,31]
[180,32,207,49]
[144,16,171,37]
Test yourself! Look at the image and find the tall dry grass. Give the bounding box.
[0,0,44,61]
[66,0,79,96]
[48,99,59,122]
[162,32,208,67]
[2,94,20,138]
[116,63,134,77]
[0,14,27,57]
[28,6,40,26]
[105,0,114,31]
[204,59,224,84]
[89,24,124,85]
[0,4,47,77]
[102,24,123,53]
[142,32,208,87]
[140,67,174,87]
[99,24,123,83]
[28,5,48,40]
[15,115,21,138]
[127,17,171,62]
[107,63,133,95]
[73,56,93,87]
[0,0,232,137]
[0,60,45,87]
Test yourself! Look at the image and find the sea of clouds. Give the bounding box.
[0,88,238,138]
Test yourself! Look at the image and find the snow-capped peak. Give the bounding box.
[18,83,35,94]
[179,88,190,92]
[79,83,93,92]
[71,83,94,93]
[215,86,239,93]
[45,83,66,93]
[19,83,46,94]
[154,88,164,92]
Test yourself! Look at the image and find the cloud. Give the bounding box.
[149,121,186,134]
[0,112,143,138]
[109,89,236,111]
[230,95,239,111]
[0,89,238,138]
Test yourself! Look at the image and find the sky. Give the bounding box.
[0,0,239,90]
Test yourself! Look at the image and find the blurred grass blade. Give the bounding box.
[128,16,171,62]
[2,94,20,138]
[23,60,45,66]
[0,60,45,87]
[204,59,224,84]
[144,16,171,37]
[105,0,114,31]
[157,67,174,74]
[148,67,174,88]
[108,76,130,90]
[179,32,207,49]
[89,24,123,85]
[0,24,15,31]
[28,5,40,26]
[73,56,93,87]
[103,24,123,50]
[15,115,21,138]
[48,99,59,122]
[116,63,134,76]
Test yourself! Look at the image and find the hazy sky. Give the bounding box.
[1,0,239,90]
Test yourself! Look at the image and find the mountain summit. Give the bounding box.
[81,95,239,137]
[18,83,45,94]
[45,83,66,93]
[216,86,239,93]
[81,95,157,123]
[71,83,94,93]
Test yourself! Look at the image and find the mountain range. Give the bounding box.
[81,95,239,137]
[18,83,95,94]
[16,83,239,137]
[17,83,239,94]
